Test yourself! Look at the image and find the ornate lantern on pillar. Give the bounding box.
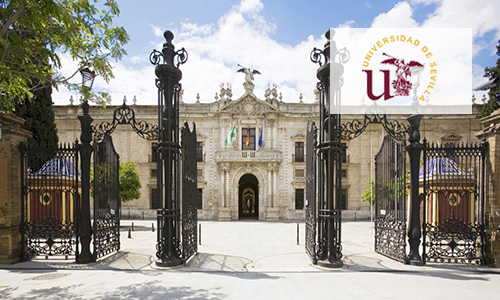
[150,30,188,267]
[310,29,349,268]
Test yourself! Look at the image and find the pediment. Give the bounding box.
[291,177,306,187]
[441,133,462,141]
[220,93,279,116]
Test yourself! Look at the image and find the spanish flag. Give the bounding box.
[245,128,250,147]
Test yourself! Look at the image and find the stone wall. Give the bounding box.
[0,114,30,263]
[477,110,500,266]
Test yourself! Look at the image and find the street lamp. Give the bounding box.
[76,66,96,263]
[80,67,96,90]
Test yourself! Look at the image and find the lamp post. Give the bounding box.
[150,30,187,267]
[76,67,96,264]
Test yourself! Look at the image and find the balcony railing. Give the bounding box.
[215,150,283,163]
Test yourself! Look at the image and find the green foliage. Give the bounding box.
[480,39,500,118]
[0,0,130,111]
[90,161,141,203]
[14,83,58,147]
[119,161,141,203]
[361,170,409,205]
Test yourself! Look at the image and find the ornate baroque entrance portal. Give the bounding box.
[239,174,259,219]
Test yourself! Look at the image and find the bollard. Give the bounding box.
[199,224,202,245]
[142,211,145,220]
[355,212,357,222]
[152,223,155,232]
[297,223,299,245]
[128,211,131,220]
[128,227,131,239]
[132,222,134,231]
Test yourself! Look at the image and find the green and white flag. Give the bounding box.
[224,126,236,146]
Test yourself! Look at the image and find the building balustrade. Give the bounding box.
[215,149,283,163]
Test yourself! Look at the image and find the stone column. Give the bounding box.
[0,114,31,264]
[266,163,279,220]
[218,164,231,221]
[476,110,500,266]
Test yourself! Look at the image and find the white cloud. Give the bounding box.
[371,2,419,28]
[51,0,500,107]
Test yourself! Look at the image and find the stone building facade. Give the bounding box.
[53,82,483,221]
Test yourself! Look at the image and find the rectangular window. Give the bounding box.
[295,142,304,162]
[341,143,347,163]
[241,128,256,150]
[341,169,347,178]
[295,189,304,210]
[150,169,157,178]
[340,189,348,210]
[151,142,158,163]
[151,188,159,209]
[197,188,203,209]
[295,169,305,177]
[196,142,203,162]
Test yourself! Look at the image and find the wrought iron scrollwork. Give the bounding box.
[341,113,409,141]
[310,47,325,66]
[175,48,188,68]
[91,103,159,141]
[149,49,164,66]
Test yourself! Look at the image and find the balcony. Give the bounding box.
[215,150,283,163]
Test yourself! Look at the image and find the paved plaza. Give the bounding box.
[1,221,500,299]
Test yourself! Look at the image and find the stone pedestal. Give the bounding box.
[265,207,280,221]
[476,109,500,266]
[218,208,232,221]
[0,114,31,264]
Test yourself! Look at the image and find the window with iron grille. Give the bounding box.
[241,128,256,150]
[151,188,159,209]
[295,189,304,210]
[150,169,157,178]
[196,142,203,162]
[197,188,203,209]
[340,189,348,210]
[151,142,158,163]
[295,142,304,162]
[341,143,347,163]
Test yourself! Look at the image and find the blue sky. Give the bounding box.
[53,0,500,106]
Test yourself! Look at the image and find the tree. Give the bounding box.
[90,161,141,203]
[361,171,409,206]
[479,39,500,118]
[119,161,141,203]
[14,82,58,147]
[0,0,129,111]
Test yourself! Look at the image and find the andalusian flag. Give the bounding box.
[224,126,236,146]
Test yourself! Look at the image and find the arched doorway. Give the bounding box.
[238,174,259,220]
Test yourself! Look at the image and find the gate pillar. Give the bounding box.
[407,114,424,265]
[0,114,30,263]
[151,30,188,267]
[76,101,94,264]
[310,29,349,268]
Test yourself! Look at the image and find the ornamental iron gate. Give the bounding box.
[181,122,198,261]
[305,121,317,264]
[422,141,487,264]
[92,133,120,261]
[374,135,408,263]
[20,142,80,260]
